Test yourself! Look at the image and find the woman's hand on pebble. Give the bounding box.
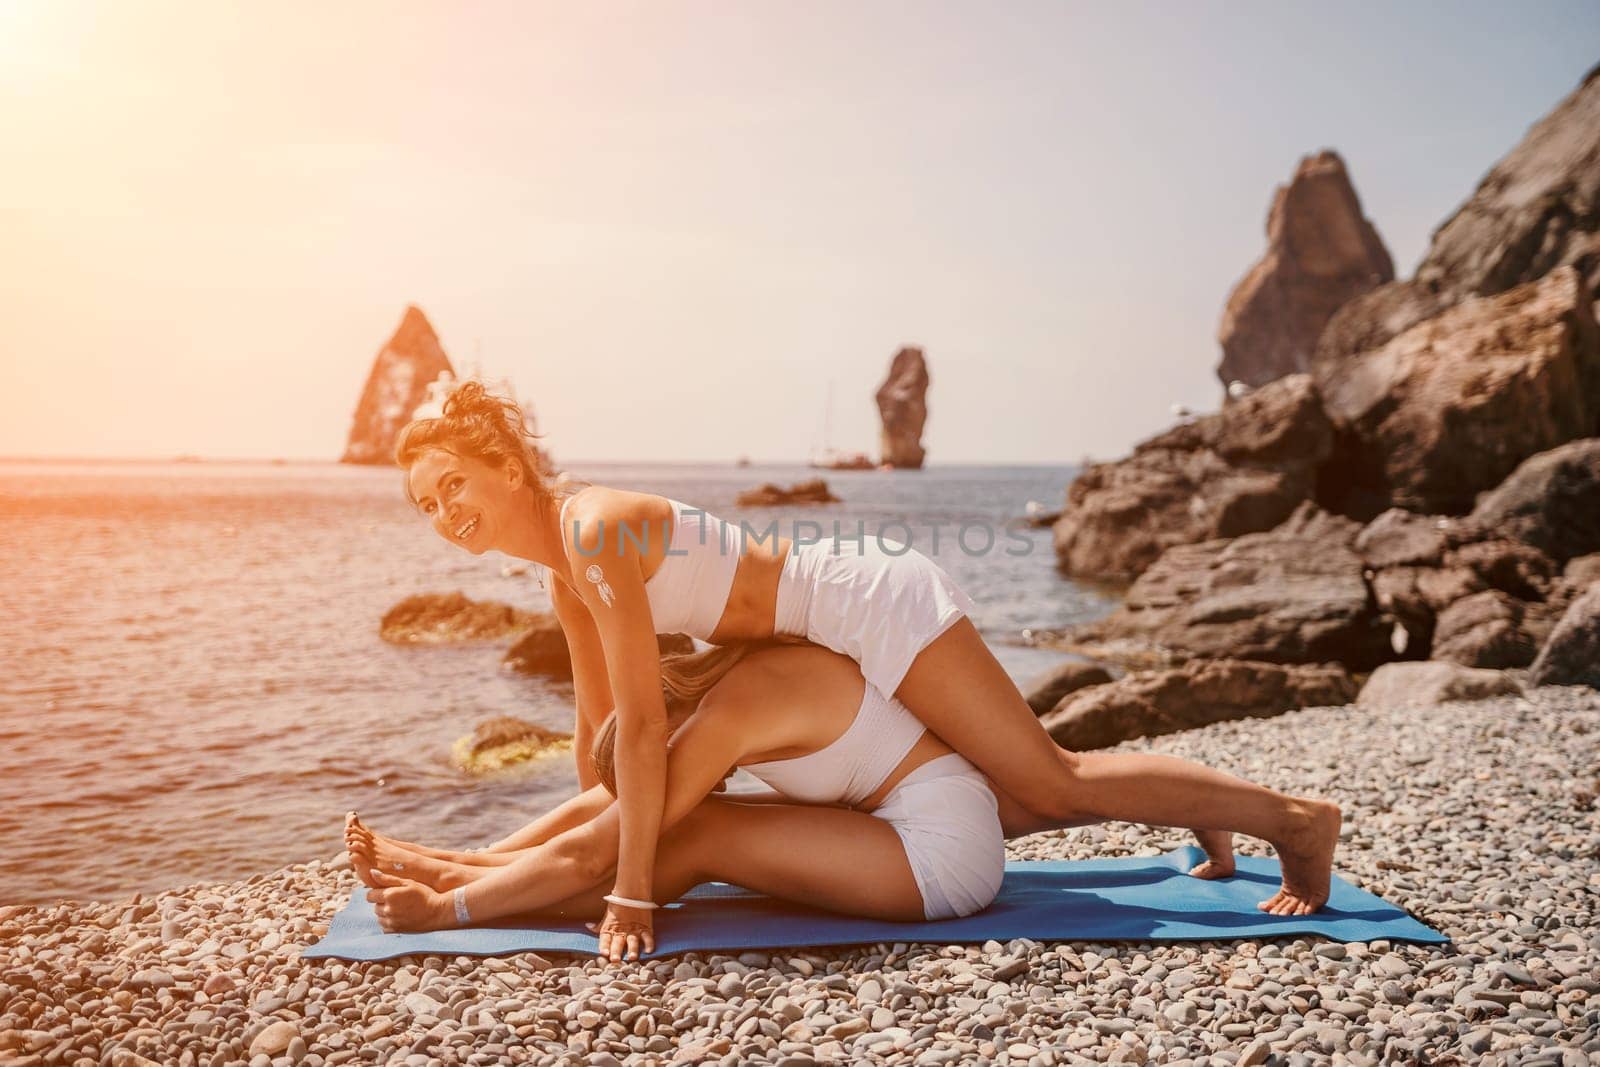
[589,901,655,962]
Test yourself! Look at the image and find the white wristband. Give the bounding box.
[453,886,471,926]
[603,892,659,911]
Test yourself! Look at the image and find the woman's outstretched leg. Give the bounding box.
[345,785,619,884]
[896,618,1340,915]
[367,797,929,935]
[991,788,1236,879]
[345,814,520,889]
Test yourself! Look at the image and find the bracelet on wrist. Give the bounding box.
[603,892,659,911]
[453,886,472,926]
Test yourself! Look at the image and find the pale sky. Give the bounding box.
[2,2,1596,464]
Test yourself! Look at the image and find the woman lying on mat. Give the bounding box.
[348,638,1327,950]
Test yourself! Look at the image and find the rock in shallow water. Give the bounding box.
[451,716,573,774]
[875,346,930,470]
[379,592,537,645]
[504,620,694,677]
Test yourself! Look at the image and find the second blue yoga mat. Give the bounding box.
[303,845,1447,962]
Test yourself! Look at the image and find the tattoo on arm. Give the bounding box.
[585,564,616,608]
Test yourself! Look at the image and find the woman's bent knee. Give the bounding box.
[1019,747,1098,822]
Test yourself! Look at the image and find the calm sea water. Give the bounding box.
[0,459,1115,905]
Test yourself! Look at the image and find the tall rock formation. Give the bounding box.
[875,346,929,469]
[342,306,455,465]
[1216,151,1394,390]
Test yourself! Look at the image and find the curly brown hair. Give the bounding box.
[395,379,579,507]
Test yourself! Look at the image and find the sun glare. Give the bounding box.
[0,0,54,82]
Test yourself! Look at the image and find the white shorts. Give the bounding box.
[773,534,978,700]
[871,754,1005,920]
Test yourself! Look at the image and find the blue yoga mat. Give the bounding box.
[304,846,1446,962]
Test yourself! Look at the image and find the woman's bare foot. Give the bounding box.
[1188,829,1236,879]
[344,813,381,888]
[1259,799,1342,915]
[345,814,474,892]
[343,815,505,868]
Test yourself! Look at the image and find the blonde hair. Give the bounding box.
[591,637,811,796]
[395,378,586,507]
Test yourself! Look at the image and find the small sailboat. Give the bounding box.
[807,380,876,470]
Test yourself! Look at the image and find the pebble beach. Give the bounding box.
[4,686,1597,1067]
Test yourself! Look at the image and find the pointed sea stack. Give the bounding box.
[1216,151,1393,391]
[875,346,929,469]
[341,305,455,465]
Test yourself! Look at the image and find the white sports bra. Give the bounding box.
[740,680,926,808]
[559,494,742,642]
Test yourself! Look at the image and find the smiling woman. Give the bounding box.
[396,383,591,556]
[406,452,495,551]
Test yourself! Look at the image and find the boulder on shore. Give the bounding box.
[1350,443,1600,657]
[1217,151,1393,390]
[1362,531,1558,660]
[875,346,930,469]
[1313,267,1600,519]
[342,306,455,466]
[1021,660,1113,717]
[1464,438,1600,564]
[1552,553,1600,614]
[380,592,537,644]
[1430,590,1539,670]
[1529,582,1600,689]
[1057,504,1391,670]
[736,479,840,507]
[1357,661,1522,708]
[1039,659,1355,751]
[1052,375,1333,581]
